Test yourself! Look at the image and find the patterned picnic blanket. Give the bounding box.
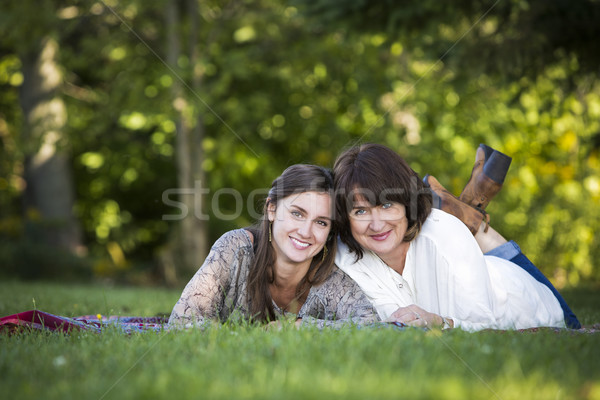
[2,310,599,334]
[0,310,168,334]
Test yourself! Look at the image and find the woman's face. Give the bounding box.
[268,191,332,265]
[348,197,408,259]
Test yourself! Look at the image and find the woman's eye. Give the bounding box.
[382,203,392,209]
[316,220,329,227]
[291,211,302,218]
[354,209,366,216]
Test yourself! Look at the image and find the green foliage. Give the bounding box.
[1,281,600,400]
[0,1,598,283]
[294,0,600,78]
[293,0,600,283]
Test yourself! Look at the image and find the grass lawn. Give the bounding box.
[1,280,599,400]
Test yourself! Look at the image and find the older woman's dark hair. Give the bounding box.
[247,164,337,323]
[333,143,432,260]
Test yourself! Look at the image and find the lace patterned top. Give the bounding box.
[168,229,379,329]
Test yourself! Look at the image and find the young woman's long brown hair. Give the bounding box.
[246,164,337,322]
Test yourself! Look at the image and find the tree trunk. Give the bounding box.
[18,36,82,254]
[187,0,208,270]
[160,0,208,285]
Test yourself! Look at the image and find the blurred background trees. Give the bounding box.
[0,0,598,287]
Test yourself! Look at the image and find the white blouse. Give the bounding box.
[336,208,565,331]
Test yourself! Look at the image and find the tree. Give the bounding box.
[1,1,83,254]
[158,0,209,284]
[1,0,597,285]
[294,0,600,284]
[294,0,600,79]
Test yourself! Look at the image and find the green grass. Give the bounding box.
[1,280,599,400]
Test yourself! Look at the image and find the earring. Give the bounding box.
[321,244,328,261]
[269,222,272,242]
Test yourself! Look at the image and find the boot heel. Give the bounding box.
[483,150,512,184]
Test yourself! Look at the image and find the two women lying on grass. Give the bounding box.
[169,144,580,331]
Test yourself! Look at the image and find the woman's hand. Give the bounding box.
[385,304,450,329]
[265,320,283,331]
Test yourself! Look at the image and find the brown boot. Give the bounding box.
[423,174,489,236]
[459,144,512,210]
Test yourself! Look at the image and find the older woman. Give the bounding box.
[168,164,379,329]
[333,143,580,331]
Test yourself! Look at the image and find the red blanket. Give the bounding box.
[0,310,168,334]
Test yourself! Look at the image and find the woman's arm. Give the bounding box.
[298,267,380,329]
[168,230,251,328]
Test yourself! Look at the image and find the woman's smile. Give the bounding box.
[370,230,392,241]
[290,236,311,249]
[349,198,408,260]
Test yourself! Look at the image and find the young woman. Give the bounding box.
[168,164,379,328]
[333,143,580,331]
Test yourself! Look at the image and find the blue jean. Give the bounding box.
[485,241,581,329]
